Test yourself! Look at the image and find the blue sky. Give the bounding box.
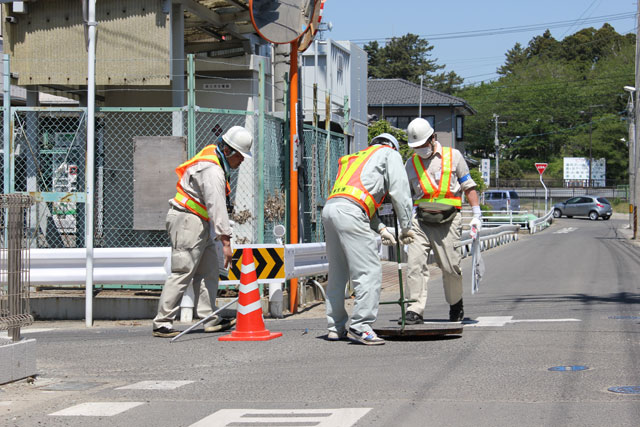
[322,0,637,85]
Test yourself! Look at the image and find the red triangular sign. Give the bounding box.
[535,163,548,175]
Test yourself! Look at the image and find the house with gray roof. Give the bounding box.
[367,78,475,151]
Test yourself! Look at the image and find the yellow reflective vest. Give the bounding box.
[327,145,387,218]
[173,145,230,221]
[411,147,462,208]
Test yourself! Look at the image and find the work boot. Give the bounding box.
[449,299,464,322]
[347,328,385,345]
[204,318,236,333]
[325,330,347,341]
[398,311,423,325]
[152,327,180,338]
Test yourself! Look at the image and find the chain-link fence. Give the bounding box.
[0,194,34,342]
[1,106,287,249]
[301,125,347,243]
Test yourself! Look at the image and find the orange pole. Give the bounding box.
[289,39,299,313]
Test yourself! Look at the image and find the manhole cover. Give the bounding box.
[38,381,104,391]
[608,386,640,394]
[548,365,589,372]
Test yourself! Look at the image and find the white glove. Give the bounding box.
[380,228,397,246]
[399,229,416,245]
[469,217,482,232]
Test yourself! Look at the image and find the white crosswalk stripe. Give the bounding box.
[49,402,144,417]
[116,380,194,390]
[189,408,372,427]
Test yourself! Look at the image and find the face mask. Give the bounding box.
[414,144,433,159]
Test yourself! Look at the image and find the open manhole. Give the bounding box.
[548,365,589,372]
[608,386,640,394]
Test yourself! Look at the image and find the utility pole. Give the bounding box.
[493,113,506,187]
[635,0,640,239]
[624,86,636,232]
[418,75,424,118]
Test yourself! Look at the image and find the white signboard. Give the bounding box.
[563,157,606,187]
[480,159,491,187]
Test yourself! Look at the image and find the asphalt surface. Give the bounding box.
[1,217,639,426]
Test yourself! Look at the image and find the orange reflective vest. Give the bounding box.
[327,145,387,218]
[173,145,231,221]
[411,147,462,208]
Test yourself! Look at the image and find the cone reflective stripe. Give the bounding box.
[219,248,282,341]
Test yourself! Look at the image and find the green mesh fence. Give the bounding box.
[12,108,87,248]
[301,125,347,243]
[4,107,286,248]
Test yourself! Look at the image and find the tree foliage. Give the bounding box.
[364,34,464,94]
[456,24,634,183]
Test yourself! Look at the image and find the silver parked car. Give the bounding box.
[553,195,613,220]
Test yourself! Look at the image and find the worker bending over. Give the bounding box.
[322,133,414,345]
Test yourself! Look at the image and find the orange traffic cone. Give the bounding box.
[219,248,282,341]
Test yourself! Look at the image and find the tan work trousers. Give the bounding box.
[404,212,463,315]
[153,208,221,330]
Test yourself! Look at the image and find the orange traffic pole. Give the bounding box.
[289,39,299,313]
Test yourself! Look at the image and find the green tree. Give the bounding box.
[364,33,463,93]
[367,119,412,161]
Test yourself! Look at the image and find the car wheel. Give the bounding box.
[603,215,611,220]
[589,211,598,221]
[553,209,562,218]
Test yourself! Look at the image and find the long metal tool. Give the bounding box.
[170,297,238,343]
[375,210,463,338]
[378,210,414,331]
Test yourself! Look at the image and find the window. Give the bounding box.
[456,115,464,140]
[509,191,519,199]
[397,116,410,130]
[424,115,435,128]
[386,116,398,127]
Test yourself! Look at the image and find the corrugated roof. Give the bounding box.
[367,79,475,114]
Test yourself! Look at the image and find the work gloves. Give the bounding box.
[380,228,396,246]
[399,229,416,245]
[470,205,483,233]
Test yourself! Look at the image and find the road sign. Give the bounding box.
[227,246,285,282]
[535,163,548,175]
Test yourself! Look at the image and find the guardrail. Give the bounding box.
[528,208,554,234]
[458,224,520,258]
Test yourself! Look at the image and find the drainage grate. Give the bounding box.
[608,386,640,394]
[548,365,589,372]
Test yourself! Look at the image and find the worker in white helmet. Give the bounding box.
[402,118,482,324]
[322,133,415,345]
[152,126,253,337]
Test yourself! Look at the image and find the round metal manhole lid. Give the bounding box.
[548,365,589,372]
[608,386,640,394]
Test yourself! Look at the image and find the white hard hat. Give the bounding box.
[370,133,399,151]
[222,126,253,158]
[407,118,435,148]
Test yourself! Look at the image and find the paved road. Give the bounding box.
[1,218,639,426]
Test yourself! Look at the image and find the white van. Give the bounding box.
[483,190,521,211]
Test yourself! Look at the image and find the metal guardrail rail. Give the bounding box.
[528,208,554,234]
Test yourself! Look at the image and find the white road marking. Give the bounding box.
[116,380,194,390]
[0,328,54,337]
[189,408,372,427]
[49,402,144,417]
[553,227,577,234]
[465,316,581,327]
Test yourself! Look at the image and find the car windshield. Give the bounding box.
[509,191,519,199]
[597,197,610,205]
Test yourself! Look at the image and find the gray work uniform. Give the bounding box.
[153,153,232,330]
[322,146,413,335]
[404,142,477,313]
